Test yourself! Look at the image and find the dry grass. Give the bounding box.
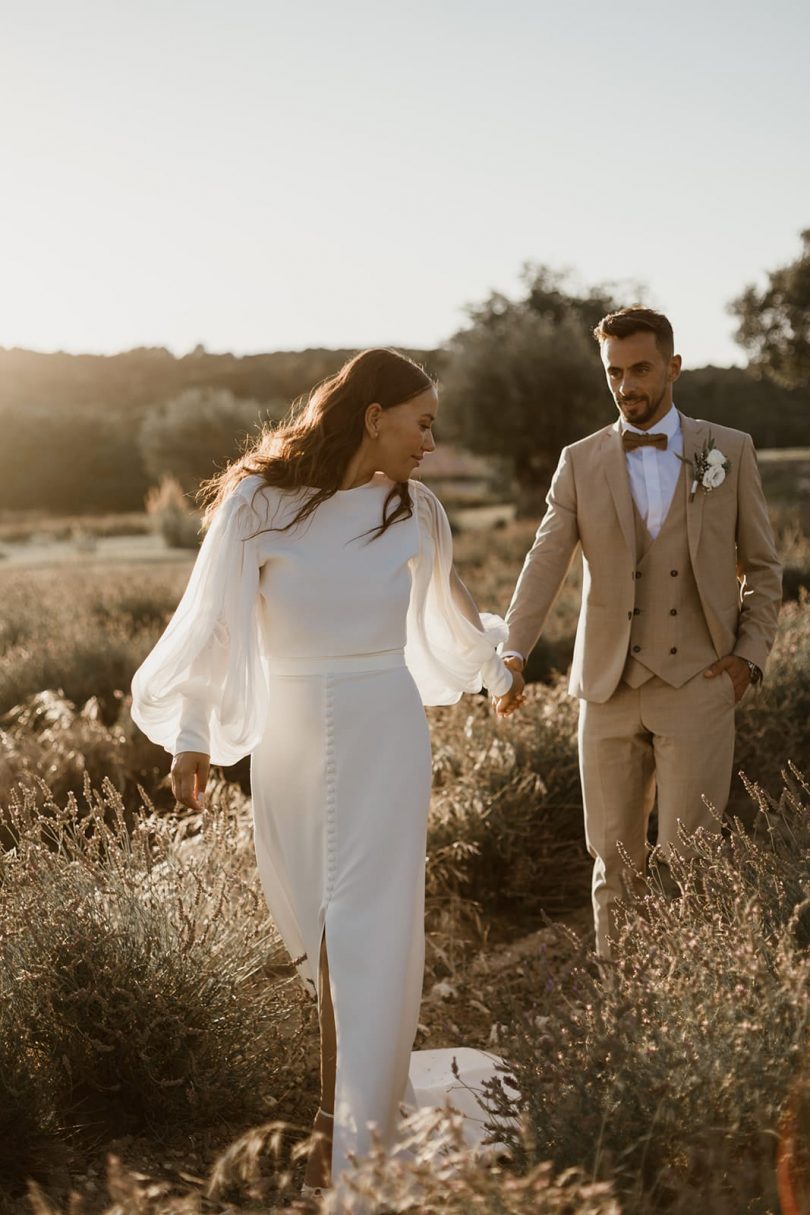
[0,566,186,722]
[16,769,809,1214]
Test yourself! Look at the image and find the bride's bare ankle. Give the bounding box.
[303,1107,333,1188]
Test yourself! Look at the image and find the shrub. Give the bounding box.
[736,591,810,790]
[139,387,270,496]
[0,972,61,1195]
[427,680,590,923]
[0,779,315,1163]
[145,476,201,550]
[494,768,810,1214]
[0,691,131,816]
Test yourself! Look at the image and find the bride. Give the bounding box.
[130,348,525,1200]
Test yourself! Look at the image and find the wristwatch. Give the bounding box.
[745,660,762,685]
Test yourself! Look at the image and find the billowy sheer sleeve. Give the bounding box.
[405,482,513,705]
[131,476,271,765]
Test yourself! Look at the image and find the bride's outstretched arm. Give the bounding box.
[405,482,513,704]
[448,564,525,715]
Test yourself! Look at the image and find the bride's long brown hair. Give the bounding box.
[198,348,436,538]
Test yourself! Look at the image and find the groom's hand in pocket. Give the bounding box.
[494,657,526,717]
[703,654,750,703]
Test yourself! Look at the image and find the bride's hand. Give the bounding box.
[171,751,210,811]
[493,659,526,717]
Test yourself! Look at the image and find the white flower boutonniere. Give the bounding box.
[678,436,731,502]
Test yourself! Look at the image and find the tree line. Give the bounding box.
[0,231,807,515]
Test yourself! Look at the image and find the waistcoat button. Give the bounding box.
[633,645,641,653]
[670,608,677,616]
[634,607,641,615]
[670,569,678,577]
[670,646,678,654]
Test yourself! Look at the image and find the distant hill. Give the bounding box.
[1,346,805,443]
[673,365,809,450]
[0,346,805,515]
[0,345,446,417]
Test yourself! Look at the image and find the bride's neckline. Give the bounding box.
[305,471,392,495]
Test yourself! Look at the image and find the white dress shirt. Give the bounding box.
[500,405,684,667]
[622,404,683,539]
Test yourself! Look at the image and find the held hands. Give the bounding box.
[170,751,210,812]
[493,656,526,718]
[703,654,751,703]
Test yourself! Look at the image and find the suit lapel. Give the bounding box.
[603,421,636,558]
[680,412,706,565]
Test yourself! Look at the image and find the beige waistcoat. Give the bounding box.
[622,485,717,688]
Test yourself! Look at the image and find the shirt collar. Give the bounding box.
[622,404,680,439]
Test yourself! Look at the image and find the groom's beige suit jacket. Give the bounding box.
[504,412,782,702]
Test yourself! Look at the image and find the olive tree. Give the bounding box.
[139,387,286,496]
[729,228,810,388]
[440,267,621,512]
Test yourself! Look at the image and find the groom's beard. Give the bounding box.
[616,382,668,427]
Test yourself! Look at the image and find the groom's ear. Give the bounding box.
[669,354,683,383]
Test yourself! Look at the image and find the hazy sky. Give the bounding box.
[1,0,808,366]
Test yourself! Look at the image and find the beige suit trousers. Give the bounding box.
[578,667,737,958]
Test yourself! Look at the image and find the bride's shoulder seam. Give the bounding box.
[229,473,278,509]
[409,479,441,508]
[234,472,268,495]
[218,476,284,536]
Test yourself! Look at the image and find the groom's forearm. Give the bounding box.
[504,536,580,661]
[732,435,782,674]
[504,448,580,662]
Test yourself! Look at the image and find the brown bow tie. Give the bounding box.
[622,431,668,452]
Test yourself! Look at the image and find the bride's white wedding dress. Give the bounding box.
[131,472,512,1182]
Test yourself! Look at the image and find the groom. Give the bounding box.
[497,308,782,957]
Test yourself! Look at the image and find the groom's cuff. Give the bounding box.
[500,649,525,664]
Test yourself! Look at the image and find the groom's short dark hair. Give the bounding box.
[593,307,675,359]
